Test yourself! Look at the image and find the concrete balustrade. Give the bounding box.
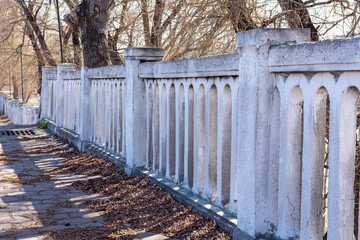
[0,93,39,124]
[40,29,360,239]
[88,66,126,157]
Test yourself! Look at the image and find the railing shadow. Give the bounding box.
[0,117,105,239]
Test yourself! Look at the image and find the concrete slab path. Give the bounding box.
[0,116,178,240]
[0,116,106,239]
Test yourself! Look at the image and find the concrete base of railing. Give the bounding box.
[46,119,82,150]
[44,120,248,239]
[46,120,57,134]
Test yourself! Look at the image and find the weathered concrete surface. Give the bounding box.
[139,53,239,79]
[269,37,360,72]
[0,116,104,239]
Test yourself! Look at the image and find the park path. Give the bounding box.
[0,115,230,240]
[0,116,106,239]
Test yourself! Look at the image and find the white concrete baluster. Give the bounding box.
[101,82,106,146]
[146,82,153,169]
[153,83,160,171]
[121,82,126,157]
[116,82,121,153]
[193,83,205,195]
[90,81,94,141]
[328,82,358,240]
[229,80,239,213]
[94,82,98,142]
[203,84,211,198]
[278,82,304,238]
[175,83,185,183]
[112,82,116,151]
[166,82,171,178]
[105,82,111,148]
[159,83,166,174]
[216,82,224,204]
[183,84,192,187]
[166,83,176,179]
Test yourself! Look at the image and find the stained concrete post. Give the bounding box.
[56,64,76,132]
[41,67,56,120]
[235,29,310,238]
[79,67,91,150]
[124,48,163,173]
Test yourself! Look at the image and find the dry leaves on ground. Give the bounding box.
[17,135,232,240]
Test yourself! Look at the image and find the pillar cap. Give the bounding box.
[42,66,57,71]
[57,63,77,70]
[236,28,311,49]
[124,48,164,61]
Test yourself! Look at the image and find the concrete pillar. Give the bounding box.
[79,67,91,150]
[0,94,3,114]
[56,64,76,131]
[235,29,310,238]
[124,48,163,173]
[41,67,56,120]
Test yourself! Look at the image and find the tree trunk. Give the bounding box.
[72,26,82,67]
[76,0,114,68]
[278,0,319,41]
[64,0,83,67]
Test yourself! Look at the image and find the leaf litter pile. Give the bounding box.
[18,135,231,239]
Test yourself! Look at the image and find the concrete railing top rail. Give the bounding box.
[63,69,81,81]
[269,37,360,72]
[87,65,126,80]
[139,53,239,79]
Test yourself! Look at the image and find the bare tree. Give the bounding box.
[75,0,115,68]
[63,0,82,67]
[16,0,56,66]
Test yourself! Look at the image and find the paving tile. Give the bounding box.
[0,123,106,239]
[0,223,12,231]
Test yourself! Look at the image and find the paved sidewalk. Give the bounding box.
[0,116,230,240]
[0,116,105,239]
